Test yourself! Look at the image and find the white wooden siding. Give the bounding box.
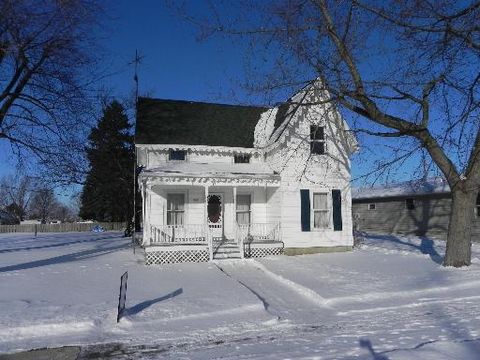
[147,185,271,241]
[139,84,356,249]
[137,147,264,170]
[261,90,354,248]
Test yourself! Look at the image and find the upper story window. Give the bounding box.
[405,198,415,210]
[169,149,186,161]
[310,125,325,155]
[368,203,376,210]
[234,154,251,163]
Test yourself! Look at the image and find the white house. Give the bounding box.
[136,81,358,264]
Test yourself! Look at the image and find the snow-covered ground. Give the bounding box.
[0,232,479,359]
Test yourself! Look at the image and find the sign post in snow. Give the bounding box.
[117,271,128,323]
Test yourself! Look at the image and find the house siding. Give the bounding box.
[352,194,480,241]
[147,185,272,241]
[138,83,357,254]
[262,89,355,249]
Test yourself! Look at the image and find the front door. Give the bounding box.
[207,193,223,239]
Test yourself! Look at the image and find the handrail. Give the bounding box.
[235,223,246,259]
[150,224,207,244]
[237,222,281,243]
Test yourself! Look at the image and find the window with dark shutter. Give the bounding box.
[312,193,329,228]
[332,189,343,231]
[300,189,311,231]
[310,125,325,155]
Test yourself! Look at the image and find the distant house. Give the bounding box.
[135,81,358,264]
[352,178,480,240]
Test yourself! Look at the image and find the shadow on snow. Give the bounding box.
[126,288,183,316]
[0,239,129,273]
[0,233,122,254]
[367,234,443,265]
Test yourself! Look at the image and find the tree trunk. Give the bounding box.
[443,187,476,267]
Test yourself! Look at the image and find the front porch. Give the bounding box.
[139,163,283,264]
[145,223,283,264]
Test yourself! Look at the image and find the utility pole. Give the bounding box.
[129,50,143,249]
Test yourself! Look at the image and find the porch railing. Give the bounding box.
[151,224,207,244]
[236,222,281,244]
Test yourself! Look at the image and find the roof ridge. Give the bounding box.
[137,96,270,109]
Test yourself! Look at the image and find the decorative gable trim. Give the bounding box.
[136,144,262,156]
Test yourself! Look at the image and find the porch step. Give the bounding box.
[213,241,242,260]
[213,252,242,260]
[213,246,240,254]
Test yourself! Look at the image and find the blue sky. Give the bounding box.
[0,0,435,187]
[99,1,255,103]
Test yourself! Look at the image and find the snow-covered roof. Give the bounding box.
[352,178,451,200]
[140,162,280,182]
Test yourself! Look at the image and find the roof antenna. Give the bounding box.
[129,49,144,106]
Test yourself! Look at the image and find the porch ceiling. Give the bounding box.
[140,162,280,186]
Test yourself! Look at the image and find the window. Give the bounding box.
[313,192,329,228]
[234,154,251,163]
[169,149,186,161]
[236,194,251,225]
[405,198,415,210]
[167,194,185,225]
[310,125,325,155]
[368,203,376,210]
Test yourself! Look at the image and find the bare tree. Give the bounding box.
[52,203,76,223]
[29,187,58,223]
[0,0,102,185]
[0,175,34,222]
[175,0,480,267]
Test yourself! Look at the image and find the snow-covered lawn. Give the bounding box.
[0,232,479,359]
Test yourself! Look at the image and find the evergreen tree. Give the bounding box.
[80,101,134,222]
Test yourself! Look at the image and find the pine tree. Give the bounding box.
[80,101,134,222]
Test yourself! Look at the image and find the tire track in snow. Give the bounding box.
[215,260,332,323]
[214,262,277,319]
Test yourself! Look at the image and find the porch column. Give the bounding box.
[233,186,237,228]
[144,186,152,246]
[204,184,209,225]
[204,184,213,261]
[141,181,146,238]
[264,183,268,223]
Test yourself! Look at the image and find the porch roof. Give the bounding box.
[140,162,281,186]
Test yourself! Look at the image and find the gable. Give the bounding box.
[254,79,357,154]
[136,97,268,148]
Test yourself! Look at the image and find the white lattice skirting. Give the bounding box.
[244,243,284,258]
[145,245,209,265]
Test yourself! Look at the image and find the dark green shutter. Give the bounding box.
[300,189,310,232]
[332,189,343,231]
